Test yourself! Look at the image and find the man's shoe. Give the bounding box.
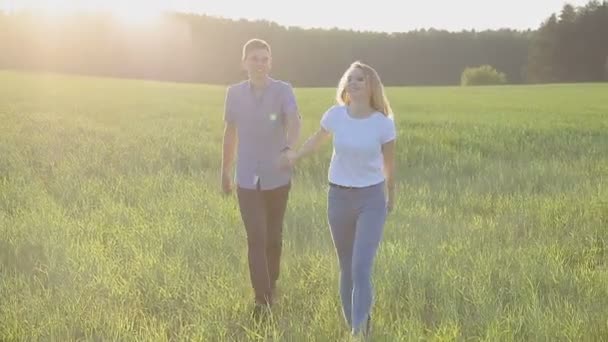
[252,303,271,322]
[270,286,279,303]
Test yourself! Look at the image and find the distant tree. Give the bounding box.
[527,1,608,83]
[527,14,559,83]
[461,65,507,86]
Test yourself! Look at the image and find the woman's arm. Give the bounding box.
[288,127,331,165]
[382,140,396,213]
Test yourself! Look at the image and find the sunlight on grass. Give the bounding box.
[0,71,607,340]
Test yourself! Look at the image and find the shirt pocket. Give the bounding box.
[266,101,286,132]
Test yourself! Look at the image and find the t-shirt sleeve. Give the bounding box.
[223,86,236,123]
[320,106,337,132]
[380,116,396,144]
[281,83,300,119]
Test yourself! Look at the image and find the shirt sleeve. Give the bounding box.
[223,86,236,123]
[320,106,337,132]
[281,83,300,119]
[380,116,396,144]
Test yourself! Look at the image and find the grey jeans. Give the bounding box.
[327,181,387,334]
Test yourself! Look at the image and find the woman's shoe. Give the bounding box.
[363,315,371,340]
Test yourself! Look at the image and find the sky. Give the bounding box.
[0,0,592,32]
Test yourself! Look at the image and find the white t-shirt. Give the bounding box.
[320,105,396,187]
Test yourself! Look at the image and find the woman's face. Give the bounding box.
[345,67,370,102]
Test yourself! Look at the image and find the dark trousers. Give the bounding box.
[237,183,290,305]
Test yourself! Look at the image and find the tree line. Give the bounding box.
[0,1,605,86]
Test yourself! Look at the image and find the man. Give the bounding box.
[221,38,301,317]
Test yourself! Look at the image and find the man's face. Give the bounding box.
[243,48,271,79]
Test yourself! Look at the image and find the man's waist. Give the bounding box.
[235,159,283,166]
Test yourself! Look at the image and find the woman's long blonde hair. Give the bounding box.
[336,61,393,117]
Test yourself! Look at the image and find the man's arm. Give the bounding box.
[282,84,301,150]
[221,122,237,194]
[284,109,301,150]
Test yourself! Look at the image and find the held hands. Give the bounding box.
[279,149,298,170]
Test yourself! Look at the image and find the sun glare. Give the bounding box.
[111,4,163,26]
[7,0,165,25]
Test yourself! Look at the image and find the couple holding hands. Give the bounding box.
[221,38,396,338]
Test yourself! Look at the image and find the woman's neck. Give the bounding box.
[347,100,374,118]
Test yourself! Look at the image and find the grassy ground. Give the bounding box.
[0,70,607,341]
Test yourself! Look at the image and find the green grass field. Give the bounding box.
[1,70,607,341]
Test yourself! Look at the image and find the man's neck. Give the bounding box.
[249,76,269,90]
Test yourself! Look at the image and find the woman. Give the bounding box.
[286,61,396,337]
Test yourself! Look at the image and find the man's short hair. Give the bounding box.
[242,39,271,60]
